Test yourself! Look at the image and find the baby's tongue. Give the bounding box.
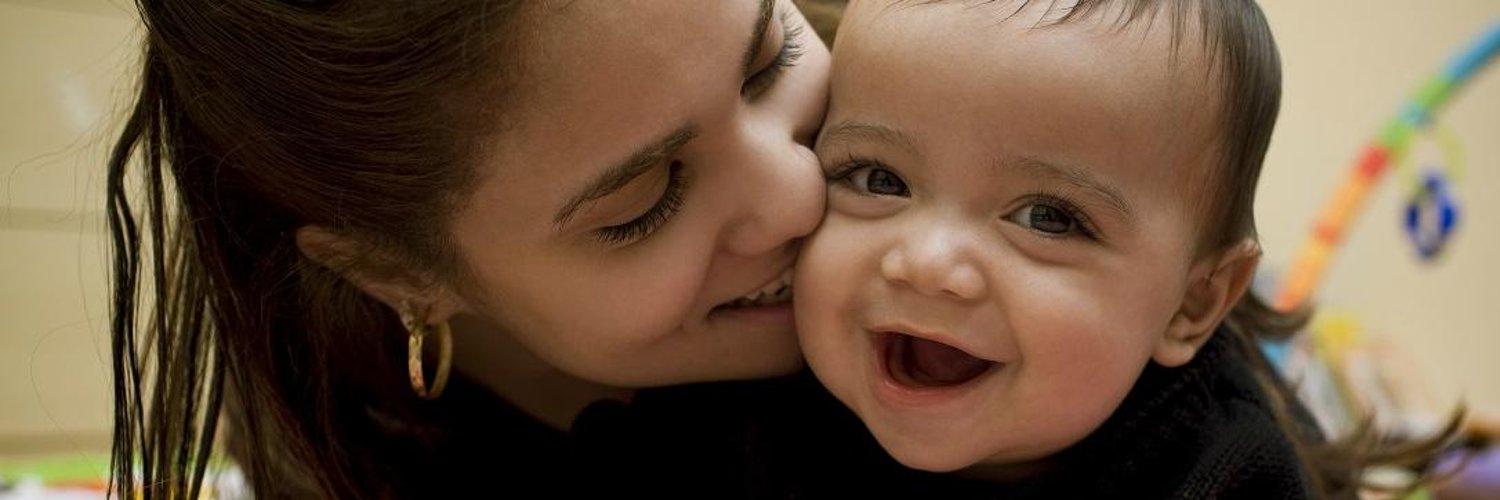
[902,335,992,386]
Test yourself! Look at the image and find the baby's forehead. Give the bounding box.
[827,0,1229,208]
[835,0,1223,129]
[843,0,1215,76]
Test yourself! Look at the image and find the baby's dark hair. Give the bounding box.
[890,0,1465,496]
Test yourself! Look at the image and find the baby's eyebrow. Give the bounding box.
[1013,158,1135,222]
[818,120,921,158]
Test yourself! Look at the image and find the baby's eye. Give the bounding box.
[1006,203,1081,236]
[837,162,910,197]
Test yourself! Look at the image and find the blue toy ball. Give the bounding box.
[1403,169,1460,260]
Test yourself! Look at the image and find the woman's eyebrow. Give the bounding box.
[742,0,777,77]
[553,125,699,229]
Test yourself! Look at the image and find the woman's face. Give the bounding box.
[447,0,830,387]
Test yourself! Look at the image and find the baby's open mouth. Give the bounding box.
[881,332,998,388]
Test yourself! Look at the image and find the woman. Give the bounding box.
[107,0,842,496]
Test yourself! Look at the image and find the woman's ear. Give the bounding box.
[1156,239,1261,367]
[295,225,467,324]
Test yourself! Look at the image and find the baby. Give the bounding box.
[794,0,1321,495]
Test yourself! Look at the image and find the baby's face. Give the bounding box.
[795,0,1225,472]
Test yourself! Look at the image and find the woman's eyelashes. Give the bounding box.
[595,161,688,245]
[741,10,805,100]
[590,11,804,247]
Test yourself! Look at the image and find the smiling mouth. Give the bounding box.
[880,332,998,389]
[716,268,794,310]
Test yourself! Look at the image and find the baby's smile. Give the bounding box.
[879,331,998,389]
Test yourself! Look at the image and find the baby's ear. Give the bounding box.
[1155,239,1260,367]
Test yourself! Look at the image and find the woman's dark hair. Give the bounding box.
[795,0,851,43]
[108,1,523,496]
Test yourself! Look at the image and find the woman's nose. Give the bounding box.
[721,39,829,257]
[880,230,988,301]
[720,139,825,258]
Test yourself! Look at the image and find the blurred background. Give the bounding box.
[1,0,1497,494]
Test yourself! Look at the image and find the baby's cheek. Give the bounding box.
[795,217,854,320]
[794,216,870,369]
[1006,294,1155,443]
[992,335,1142,457]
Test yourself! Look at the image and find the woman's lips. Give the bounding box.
[703,266,796,330]
[706,301,794,328]
[715,267,795,310]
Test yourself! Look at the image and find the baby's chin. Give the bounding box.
[855,414,995,472]
[879,435,994,473]
[861,410,1087,474]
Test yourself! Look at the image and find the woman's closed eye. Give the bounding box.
[595,161,688,245]
[741,10,806,100]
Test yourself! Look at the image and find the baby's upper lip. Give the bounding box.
[867,321,1006,363]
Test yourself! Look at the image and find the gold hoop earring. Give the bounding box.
[402,302,452,400]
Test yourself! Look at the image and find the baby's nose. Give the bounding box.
[880,233,987,301]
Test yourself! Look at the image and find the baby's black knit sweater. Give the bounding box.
[746,326,1325,499]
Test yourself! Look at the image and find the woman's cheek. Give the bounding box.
[594,243,712,341]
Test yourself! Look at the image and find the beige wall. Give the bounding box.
[1,0,135,457]
[1257,0,1500,414]
[1,0,1496,457]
